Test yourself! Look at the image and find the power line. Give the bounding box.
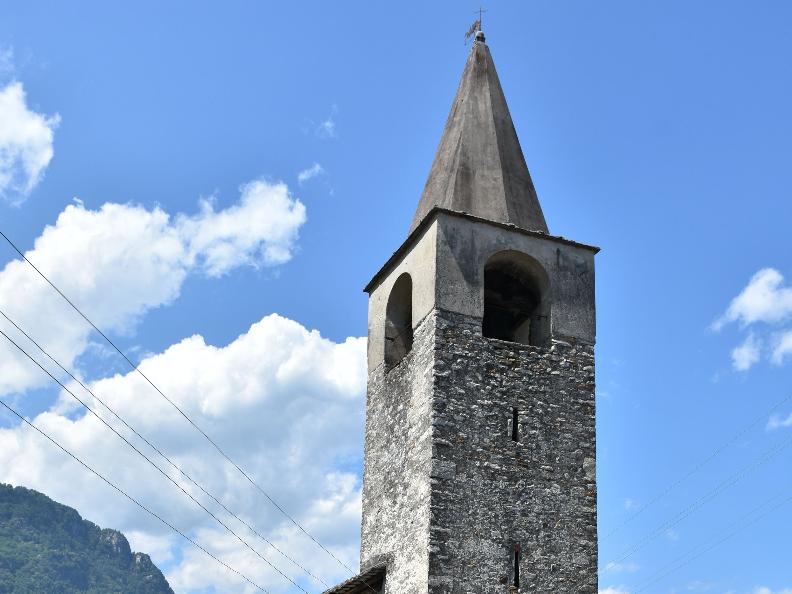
[602,391,792,541]
[0,325,312,594]
[606,428,792,568]
[632,487,792,593]
[0,307,329,589]
[0,228,357,578]
[566,428,792,593]
[0,397,271,594]
[5,223,790,594]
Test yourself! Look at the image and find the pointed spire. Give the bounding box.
[409,35,549,234]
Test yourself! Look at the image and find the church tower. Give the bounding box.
[334,30,598,594]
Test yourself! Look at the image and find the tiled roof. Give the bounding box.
[321,565,385,594]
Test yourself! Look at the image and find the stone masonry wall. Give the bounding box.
[429,310,597,594]
[361,308,597,594]
[360,311,436,593]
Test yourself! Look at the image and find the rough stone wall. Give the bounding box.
[361,309,597,594]
[360,312,436,593]
[429,310,597,594]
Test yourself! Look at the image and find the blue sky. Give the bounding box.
[1,1,791,593]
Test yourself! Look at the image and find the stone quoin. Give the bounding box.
[324,29,599,594]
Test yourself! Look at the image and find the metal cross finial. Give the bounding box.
[476,6,487,30]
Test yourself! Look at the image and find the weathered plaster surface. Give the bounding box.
[367,212,596,373]
[367,221,438,372]
[433,214,596,343]
[361,312,435,593]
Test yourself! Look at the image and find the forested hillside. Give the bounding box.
[0,484,174,594]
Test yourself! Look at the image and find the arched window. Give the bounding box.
[482,251,550,346]
[384,273,413,369]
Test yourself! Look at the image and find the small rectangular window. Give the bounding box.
[512,544,521,589]
[511,408,519,442]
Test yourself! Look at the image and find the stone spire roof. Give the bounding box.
[409,33,549,234]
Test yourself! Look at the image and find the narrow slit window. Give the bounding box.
[511,408,519,442]
[512,544,521,589]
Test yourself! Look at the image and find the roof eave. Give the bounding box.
[363,206,600,294]
[321,565,386,594]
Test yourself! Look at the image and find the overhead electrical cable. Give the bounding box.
[0,398,271,594]
[566,427,792,593]
[0,307,329,589]
[605,428,792,567]
[632,487,792,593]
[0,326,312,594]
[601,390,792,541]
[0,228,357,578]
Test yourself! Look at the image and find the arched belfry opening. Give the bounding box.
[482,251,550,346]
[385,273,413,369]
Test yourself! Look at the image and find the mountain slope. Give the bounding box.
[0,484,174,594]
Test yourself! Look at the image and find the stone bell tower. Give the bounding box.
[329,30,599,594]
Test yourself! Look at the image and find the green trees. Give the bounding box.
[0,484,174,594]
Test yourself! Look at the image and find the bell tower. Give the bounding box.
[354,30,598,594]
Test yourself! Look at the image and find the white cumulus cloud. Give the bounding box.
[731,333,761,371]
[599,588,631,594]
[180,180,307,275]
[0,179,305,396]
[767,411,792,431]
[0,81,60,204]
[714,269,792,330]
[714,268,792,370]
[0,313,367,593]
[297,163,325,185]
[771,330,792,366]
[751,588,792,594]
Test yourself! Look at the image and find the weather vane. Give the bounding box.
[465,6,487,44]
